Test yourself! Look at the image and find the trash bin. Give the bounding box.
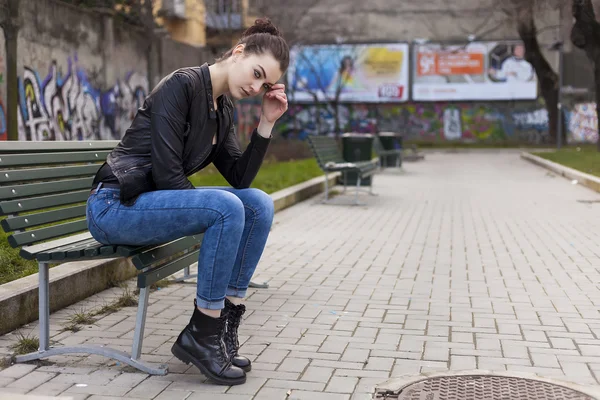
[341,133,374,186]
[378,131,403,167]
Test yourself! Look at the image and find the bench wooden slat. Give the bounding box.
[84,244,118,258]
[128,235,203,270]
[138,249,200,288]
[0,151,111,167]
[68,241,115,260]
[0,140,120,153]
[1,205,87,231]
[36,237,102,261]
[8,220,88,247]
[20,231,94,260]
[0,165,100,183]
[0,190,90,214]
[0,178,93,200]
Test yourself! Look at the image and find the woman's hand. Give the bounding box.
[261,83,288,124]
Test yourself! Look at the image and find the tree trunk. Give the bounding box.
[333,102,341,138]
[596,63,600,151]
[4,25,18,141]
[514,0,561,144]
[571,0,600,151]
[2,0,20,141]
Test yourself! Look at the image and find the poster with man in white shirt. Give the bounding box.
[488,44,534,82]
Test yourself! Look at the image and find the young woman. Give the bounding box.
[86,18,289,385]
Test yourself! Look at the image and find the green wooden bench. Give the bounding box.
[373,134,402,168]
[0,141,208,375]
[307,135,378,205]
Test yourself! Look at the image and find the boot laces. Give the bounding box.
[225,305,245,357]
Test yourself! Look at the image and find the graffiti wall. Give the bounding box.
[566,103,598,144]
[16,55,147,141]
[236,101,597,144]
[0,0,210,141]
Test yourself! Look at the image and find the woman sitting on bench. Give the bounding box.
[86,17,289,386]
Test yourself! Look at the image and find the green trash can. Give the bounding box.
[341,133,374,186]
[378,131,403,167]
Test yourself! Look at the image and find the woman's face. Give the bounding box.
[228,48,283,100]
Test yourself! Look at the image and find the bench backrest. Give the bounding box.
[0,141,119,249]
[307,136,345,168]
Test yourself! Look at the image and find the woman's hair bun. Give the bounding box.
[242,17,282,38]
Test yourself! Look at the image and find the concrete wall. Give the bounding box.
[0,0,211,141]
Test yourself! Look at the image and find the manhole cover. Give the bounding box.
[375,375,595,400]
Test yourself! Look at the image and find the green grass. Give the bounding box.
[188,158,324,194]
[11,332,39,355]
[532,146,600,177]
[0,234,39,285]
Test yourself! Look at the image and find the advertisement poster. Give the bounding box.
[413,41,538,101]
[288,43,409,103]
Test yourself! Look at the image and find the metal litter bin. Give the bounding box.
[341,133,374,186]
[378,131,403,167]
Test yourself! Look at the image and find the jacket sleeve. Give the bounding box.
[213,126,271,189]
[150,73,195,190]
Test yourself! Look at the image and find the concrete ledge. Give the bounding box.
[0,173,340,336]
[521,152,600,193]
[272,172,340,212]
[0,258,136,336]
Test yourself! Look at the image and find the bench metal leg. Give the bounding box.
[39,262,50,352]
[354,176,364,205]
[131,287,150,360]
[173,265,269,289]
[14,262,168,375]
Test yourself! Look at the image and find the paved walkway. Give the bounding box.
[1,150,600,400]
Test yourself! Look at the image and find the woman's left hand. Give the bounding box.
[261,83,288,124]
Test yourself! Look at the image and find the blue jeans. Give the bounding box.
[86,184,274,310]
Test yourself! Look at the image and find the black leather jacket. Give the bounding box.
[105,63,271,205]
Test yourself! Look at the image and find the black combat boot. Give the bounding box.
[223,298,252,372]
[171,302,246,385]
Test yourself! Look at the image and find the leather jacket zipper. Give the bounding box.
[124,162,151,173]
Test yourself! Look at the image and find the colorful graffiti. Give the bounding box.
[11,54,147,141]
[567,103,598,143]
[236,101,596,144]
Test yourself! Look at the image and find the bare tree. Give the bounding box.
[290,44,359,137]
[571,0,600,151]
[505,0,564,144]
[0,0,20,140]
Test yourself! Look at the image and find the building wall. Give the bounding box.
[0,0,211,141]
[157,0,207,47]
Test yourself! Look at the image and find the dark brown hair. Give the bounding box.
[218,17,290,72]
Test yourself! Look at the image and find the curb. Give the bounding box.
[521,152,600,194]
[375,369,600,399]
[0,172,340,336]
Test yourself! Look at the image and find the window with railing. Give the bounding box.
[205,0,242,29]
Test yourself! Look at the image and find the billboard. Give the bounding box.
[412,41,538,101]
[288,43,409,103]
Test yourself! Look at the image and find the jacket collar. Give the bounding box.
[200,63,232,120]
[200,63,218,120]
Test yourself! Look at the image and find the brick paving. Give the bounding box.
[1,150,600,399]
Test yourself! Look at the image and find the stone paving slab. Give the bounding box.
[1,151,600,399]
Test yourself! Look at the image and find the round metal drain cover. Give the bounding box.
[384,375,595,400]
